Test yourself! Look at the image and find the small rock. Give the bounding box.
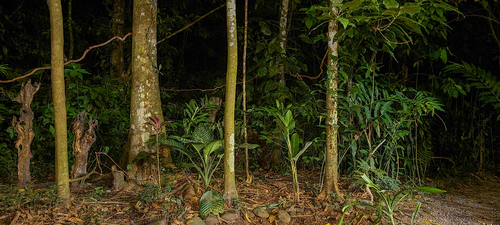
[221,212,239,221]
[253,207,269,218]
[277,210,291,223]
[186,216,206,225]
[204,215,219,225]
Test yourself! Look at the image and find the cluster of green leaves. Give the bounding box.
[159,98,223,188]
[340,173,445,225]
[337,68,443,184]
[443,62,500,120]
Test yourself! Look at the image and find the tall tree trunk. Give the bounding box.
[277,0,290,87]
[242,0,252,184]
[12,80,40,186]
[223,0,238,202]
[49,0,70,201]
[111,0,125,78]
[67,0,74,59]
[318,0,343,201]
[127,0,166,185]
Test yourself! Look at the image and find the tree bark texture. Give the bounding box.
[318,1,343,201]
[277,0,290,86]
[128,0,166,185]
[70,111,98,191]
[111,0,125,78]
[49,0,70,200]
[223,0,238,202]
[12,80,40,186]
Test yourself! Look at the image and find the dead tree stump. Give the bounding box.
[12,80,40,186]
[70,111,98,191]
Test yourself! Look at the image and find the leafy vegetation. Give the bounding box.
[0,0,499,223]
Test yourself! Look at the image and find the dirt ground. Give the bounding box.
[0,169,499,225]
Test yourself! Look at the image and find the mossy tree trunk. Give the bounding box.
[127,0,168,185]
[318,0,343,201]
[223,0,238,202]
[48,0,70,201]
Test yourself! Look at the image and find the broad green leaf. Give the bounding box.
[305,17,315,29]
[338,18,350,29]
[290,133,301,156]
[440,49,448,64]
[414,186,446,194]
[383,0,399,9]
[343,0,362,8]
[293,141,312,161]
[400,5,421,16]
[203,140,223,156]
[199,190,225,218]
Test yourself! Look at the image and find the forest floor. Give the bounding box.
[0,168,499,225]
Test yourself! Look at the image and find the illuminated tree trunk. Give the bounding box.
[223,0,238,202]
[49,0,70,201]
[318,0,343,201]
[127,0,167,185]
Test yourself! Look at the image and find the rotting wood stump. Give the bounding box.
[12,80,40,186]
[70,111,98,191]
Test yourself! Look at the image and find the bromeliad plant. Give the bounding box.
[168,124,224,189]
[264,100,313,203]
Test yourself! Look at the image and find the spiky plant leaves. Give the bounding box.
[199,190,225,218]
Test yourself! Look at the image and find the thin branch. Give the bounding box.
[157,4,225,44]
[0,32,132,84]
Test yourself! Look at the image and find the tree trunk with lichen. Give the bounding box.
[49,0,70,201]
[12,80,40,186]
[318,0,343,201]
[223,0,238,202]
[127,0,168,185]
[70,112,98,191]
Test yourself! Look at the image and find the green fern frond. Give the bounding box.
[444,62,500,119]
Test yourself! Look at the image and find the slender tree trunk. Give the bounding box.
[67,0,74,59]
[49,0,70,201]
[111,0,125,78]
[223,0,238,202]
[242,0,252,184]
[277,0,290,86]
[318,0,343,201]
[12,80,40,186]
[127,0,165,185]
